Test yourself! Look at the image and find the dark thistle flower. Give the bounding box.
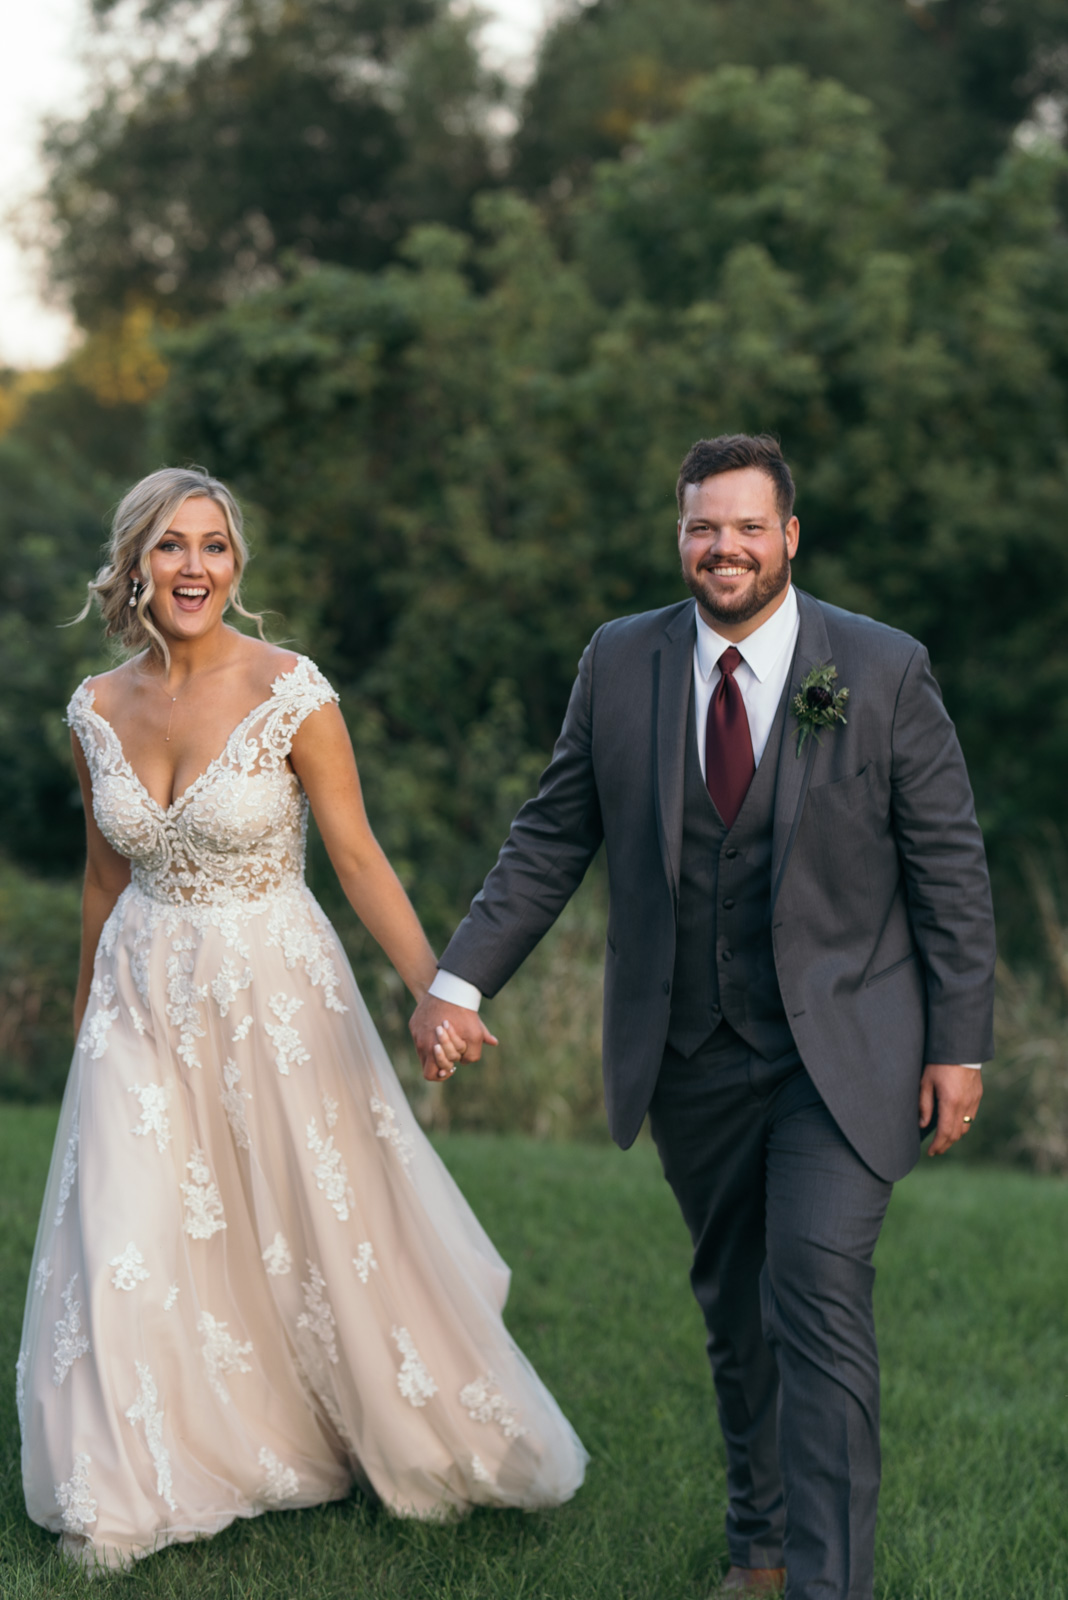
[792,662,849,756]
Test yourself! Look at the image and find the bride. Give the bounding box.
[16,466,587,1569]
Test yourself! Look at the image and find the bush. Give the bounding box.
[0,861,81,1102]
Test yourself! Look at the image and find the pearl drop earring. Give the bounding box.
[129,580,141,609]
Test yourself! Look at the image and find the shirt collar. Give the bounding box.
[694,583,799,684]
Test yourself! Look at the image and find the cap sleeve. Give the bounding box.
[258,656,340,760]
[66,679,115,782]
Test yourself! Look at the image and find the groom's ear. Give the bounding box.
[785,516,800,560]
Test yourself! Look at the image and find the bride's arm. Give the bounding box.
[291,704,456,1002]
[71,733,131,1034]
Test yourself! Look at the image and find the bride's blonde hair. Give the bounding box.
[77,466,266,664]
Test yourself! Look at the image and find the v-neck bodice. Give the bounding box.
[67,657,338,909]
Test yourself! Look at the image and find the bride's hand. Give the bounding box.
[411,995,497,1082]
[432,1020,470,1079]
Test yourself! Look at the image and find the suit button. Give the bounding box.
[721,950,733,963]
[662,979,671,995]
[712,1004,721,1015]
[724,847,738,859]
[722,898,735,910]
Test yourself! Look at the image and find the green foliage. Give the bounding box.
[0,866,81,1103]
[2,1114,1067,1596]
[513,0,1068,197]
[42,0,502,328]
[154,72,1068,877]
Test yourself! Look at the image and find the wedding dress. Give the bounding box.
[17,656,586,1569]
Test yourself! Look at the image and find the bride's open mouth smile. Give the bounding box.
[172,586,210,612]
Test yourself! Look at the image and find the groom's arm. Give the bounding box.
[411,631,606,1072]
[889,642,996,1150]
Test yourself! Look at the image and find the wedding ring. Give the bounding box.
[962,1115,974,1124]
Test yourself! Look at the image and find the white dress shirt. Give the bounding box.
[431,590,799,1014]
[430,584,981,1065]
[694,584,799,779]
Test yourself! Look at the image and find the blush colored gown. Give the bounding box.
[17,657,586,1569]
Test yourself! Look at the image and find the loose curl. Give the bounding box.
[75,465,267,666]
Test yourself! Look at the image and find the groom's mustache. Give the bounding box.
[699,557,758,572]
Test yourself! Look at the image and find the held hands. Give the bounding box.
[409,994,498,1083]
[919,1063,983,1156]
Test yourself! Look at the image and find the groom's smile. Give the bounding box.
[678,465,800,640]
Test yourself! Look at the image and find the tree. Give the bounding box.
[42,0,503,329]
[512,0,1068,198]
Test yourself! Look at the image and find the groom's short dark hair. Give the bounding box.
[676,434,795,524]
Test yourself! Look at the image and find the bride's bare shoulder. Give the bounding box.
[232,636,303,700]
[80,658,146,717]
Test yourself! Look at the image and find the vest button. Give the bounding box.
[721,949,734,962]
[662,979,671,995]
[722,897,735,910]
[724,847,738,859]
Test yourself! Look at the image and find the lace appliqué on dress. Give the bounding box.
[110,1243,150,1292]
[198,1312,253,1403]
[392,1327,437,1408]
[36,1258,53,1295]
[306,1117,355,1222]
[163,1284,180,1311]
[266,898,347,1015]
[181,1147,226,1239]
[125,1362,177,1511]
[262,1233,292,1275]
[80,974,119,1060]
[211,958,252,1017]
[220,1060,252,1151]
[460,1373,529,1440]
[129,1082,171,1152]
[353,1242,378,1285]
[370,1095,414,1168]
[258,1447,299,1504]
[53,1274,90,1387]
[297,1262,338,1365]
[56,1453,97,1535]
[167,937,208,1069]
[54,1124,79,1227]
[265,993,309,1075]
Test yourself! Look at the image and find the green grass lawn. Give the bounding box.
[0,1107,1065,1599]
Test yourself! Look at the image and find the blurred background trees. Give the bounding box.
[4,0,1068,1159]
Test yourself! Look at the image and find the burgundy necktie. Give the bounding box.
[705,646,755,827]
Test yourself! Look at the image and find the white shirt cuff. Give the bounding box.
[960,1062,982,1070]
[429,970,483,1012]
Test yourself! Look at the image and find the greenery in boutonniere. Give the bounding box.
[792,662,849,755]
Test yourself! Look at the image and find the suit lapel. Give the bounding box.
[770,589,831,908]
[653,605,695,907]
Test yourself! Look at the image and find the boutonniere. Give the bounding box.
[792,661,849,756]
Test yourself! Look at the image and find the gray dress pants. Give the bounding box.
[647,1023,893,1600]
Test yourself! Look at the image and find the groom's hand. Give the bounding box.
[410,994,498,1082]
[919,1063,983,1156]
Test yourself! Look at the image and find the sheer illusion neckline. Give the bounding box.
[75,657,308,815]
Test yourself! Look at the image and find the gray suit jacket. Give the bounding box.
[440,589,996,1181]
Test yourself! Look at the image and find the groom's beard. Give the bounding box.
[683,538,791,626]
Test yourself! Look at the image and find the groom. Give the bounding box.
[410,434,996,1599]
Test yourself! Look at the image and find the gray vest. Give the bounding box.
[666,680,795,1062]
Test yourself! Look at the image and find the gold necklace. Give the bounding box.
[164,689,180,743]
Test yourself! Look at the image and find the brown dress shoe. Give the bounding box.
[718,1566,787,1595]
